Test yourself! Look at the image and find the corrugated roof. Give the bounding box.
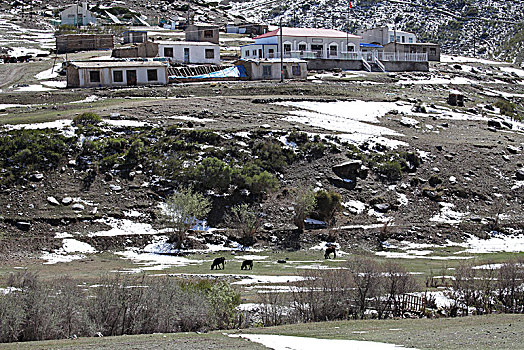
[69,61,167,68]
[254,27,361,40]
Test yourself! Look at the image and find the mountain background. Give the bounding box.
[2,0,524,62]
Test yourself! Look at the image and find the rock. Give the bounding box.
[72,203,85,211]
[429,175,442,187]
[277,259,287,264]
[260,124,271,129]
[104,173,113,181]
[16,221,31,231]
[29,173,44,182]
[109,184,122,192]
[263,223,274,230]
[507,145,519,154]
[448,91,464,107]
[332,160,363,179]
[516,168,524,181]
[62,196,73,205]
[488,119,502,129]
[373,203,390,213]
[502,155,510,162]
[47,196,60,206]
[423,189,441,201]
[444,154,454,161]
[328,175,356,190]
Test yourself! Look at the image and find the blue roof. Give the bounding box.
[170,65,247,79]
[360,43,383,48]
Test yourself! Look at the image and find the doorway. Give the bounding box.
[184,48,190,63]
[126,70,137,86]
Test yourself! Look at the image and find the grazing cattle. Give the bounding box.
[324,246,336,259]
[241,260,253,270]
[211,257,226,270]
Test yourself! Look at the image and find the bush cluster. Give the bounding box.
[0,273,241,344]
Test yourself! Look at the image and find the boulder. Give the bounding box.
[373,203,390,213]
[29,173,44,182]
[328,175,356,190]
[507,145,519,154]
[47,196,60,206]
[72,203,85,211]
[332,160,362,179]
[516,168,524,181]
[109,184,122,192]
[16,221,31,231]
[62,197,73,205]
[488,119,502,129]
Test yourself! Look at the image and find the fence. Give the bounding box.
[282,51,428,62]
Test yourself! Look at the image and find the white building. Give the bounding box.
[240,27,362,60]
[357,26,417,45]
[60,2,97,26]
[157,41,220,65]
[67,61,168,88]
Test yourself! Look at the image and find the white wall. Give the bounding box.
[249,61,307,80]
[248,35,362,59]
[158,44,220,64]
[77,66,167,87]
[60,4,96,26]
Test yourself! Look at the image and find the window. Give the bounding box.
[203,29,214,38]
[408,37,413,43]
[147,69,158,81]
[390,35,394,42]
[268,48,274,58]
[89,70,100,83]
[292,64,301,76]
[298,44,307,52]
[401,36,405,43]
[430,48,437,56]
[205,49,215,59]
[262,65,272,77]
[113,70,123,82]
[164,47,173,57]
[252,50,257,56]
[329,45,337,56]
[283,43,291,54]
[397,35,401,41]
[347,44,355,52]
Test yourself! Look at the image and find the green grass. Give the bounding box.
[3,314,522,349]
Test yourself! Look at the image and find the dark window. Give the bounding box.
[329,45,337,56]
[147,69,158,81]
[298,44,307,52]
[283,44,291,53]
[89,70,100,83]
[113,70,123,82]
[203,30,214,38]
[347,45,355,52]
[268,48,274,58]
[205,49,215,59]
[292,64,301,76]
[430,48,437,55]
[262,65,272,77]
[164,47,173,57]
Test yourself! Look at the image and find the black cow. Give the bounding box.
[324,246,336,259]
[211,257,226,270]
[241,260,253,270]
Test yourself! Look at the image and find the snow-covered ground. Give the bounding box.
[230,334,419,350]
[277,100,413,148]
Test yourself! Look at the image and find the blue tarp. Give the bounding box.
[360,43,384,48]
[170,65,248,79]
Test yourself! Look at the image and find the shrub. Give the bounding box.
[192,157,233,192]
[226,204,262,246]
[377,160,402,181]
[72,112,102,127]
[314,190,342,224]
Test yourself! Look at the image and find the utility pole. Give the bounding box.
[280,17,283,83]
[346,0,350,58]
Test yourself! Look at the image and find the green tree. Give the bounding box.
[292,186,317,232]
[226,204,262,247]
[160,186,211,249]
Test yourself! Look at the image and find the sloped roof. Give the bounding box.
[254,27,361,40]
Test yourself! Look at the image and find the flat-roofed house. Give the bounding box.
[67,61,168,88]
[157,41,220,65]
[235,58,307,80]
[56,34,114,54]
[240,27,362,60]
[185,23,219,44]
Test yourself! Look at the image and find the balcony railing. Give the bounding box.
[270,51,427,62]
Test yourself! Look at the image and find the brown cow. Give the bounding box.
[241,260,253,270]
[324,246,336,259]
[211,257,226,270]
